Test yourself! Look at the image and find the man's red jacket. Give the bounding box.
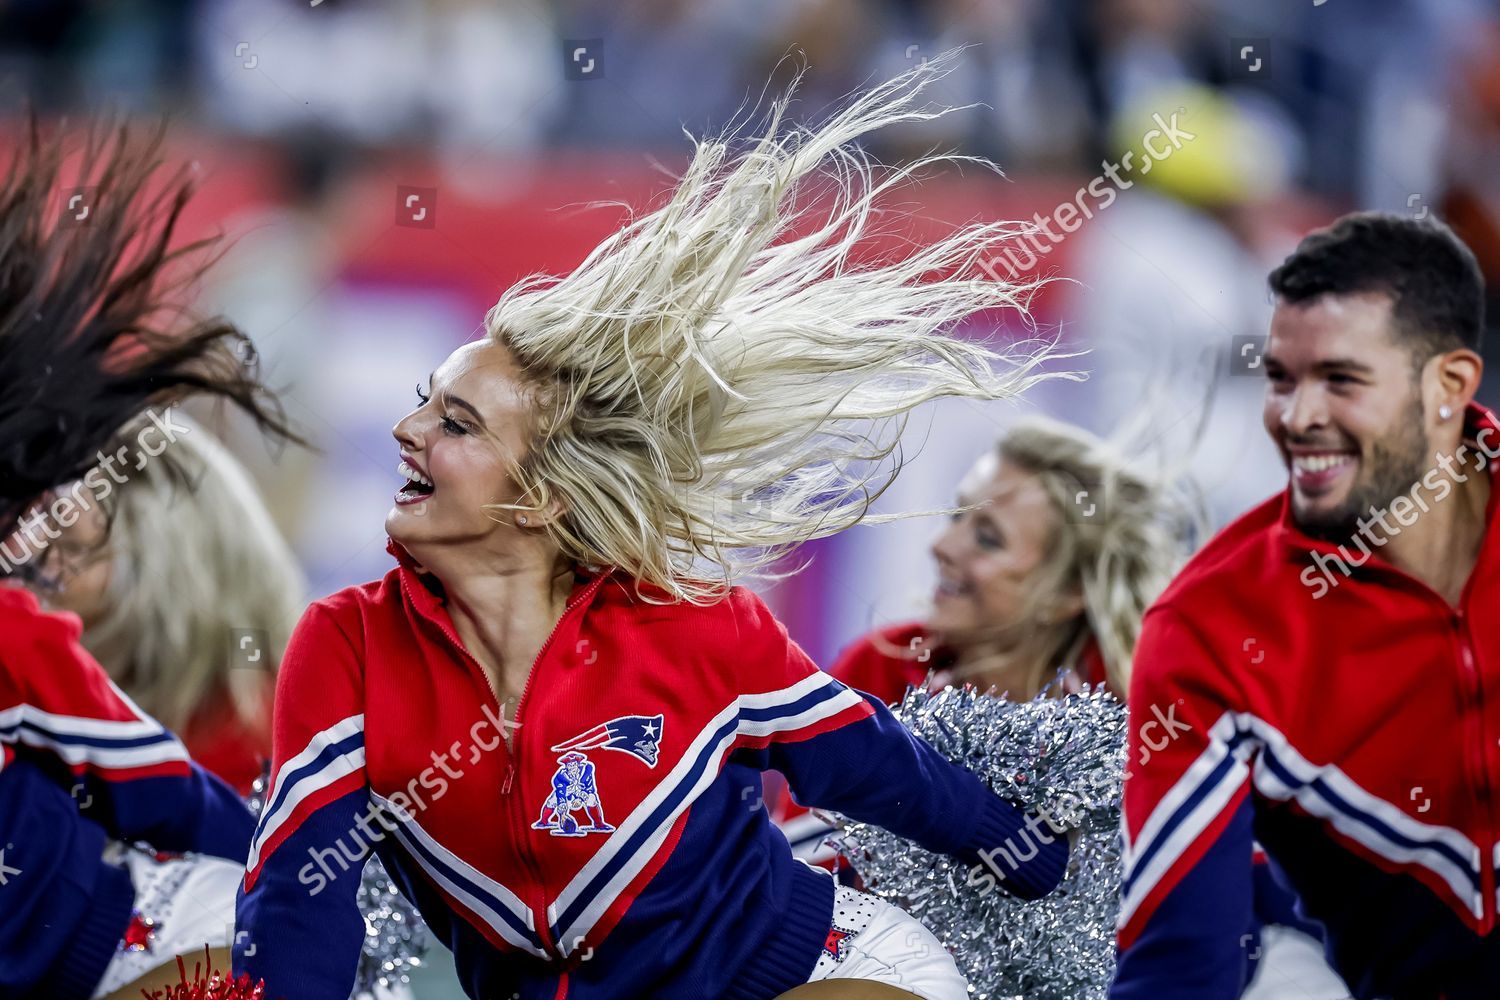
[1113,403,1500,998]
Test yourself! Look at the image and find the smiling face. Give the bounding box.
[386,340,542,558]
[928,452,1059,645]
[1262,291,1434,540]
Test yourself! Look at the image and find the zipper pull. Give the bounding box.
[502,763,515,795]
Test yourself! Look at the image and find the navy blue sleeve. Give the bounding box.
[233,604,371,1000]
[1110,608,1258,998]
[73,762,255,862]
[745,692,1068,901]
[1111,795,1257,998]
[0,757,120,995]
[235,786,371,999]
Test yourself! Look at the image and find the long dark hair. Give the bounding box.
[0,118,301,542]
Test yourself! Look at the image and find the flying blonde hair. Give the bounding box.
[484,57,1066,602]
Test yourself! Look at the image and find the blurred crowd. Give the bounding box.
[0,0,1492,200]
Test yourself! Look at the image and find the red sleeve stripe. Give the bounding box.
[1117,782,1251,951]
[1,684,162,736]
[729,695,873,753]
[1243,713,1481,920]
[369,790,550,959]
[1122,710,1488,942]
[242,768,365,892]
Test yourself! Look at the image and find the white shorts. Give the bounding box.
[91,845,242,999]
[805,886,969,1000]
[1240,924,1353,1000]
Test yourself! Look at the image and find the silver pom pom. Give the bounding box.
[246,768,270,820]
[831,686,1127,999]
[352,856,431,999]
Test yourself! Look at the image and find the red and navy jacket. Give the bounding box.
[234,543,1068,1000]
[0,585,256,999]
[1112,404,1500,998]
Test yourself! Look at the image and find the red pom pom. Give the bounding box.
[136,947,271,1000]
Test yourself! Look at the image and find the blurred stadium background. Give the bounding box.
[3,1,1496,992]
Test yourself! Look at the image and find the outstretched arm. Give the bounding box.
[724,588,1067,901]
[762,688,1070,900]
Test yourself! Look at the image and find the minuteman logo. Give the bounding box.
[533,751,616,837]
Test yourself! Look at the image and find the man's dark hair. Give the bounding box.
[1268,211,1485,362]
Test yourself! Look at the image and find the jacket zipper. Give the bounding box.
[507,572,608,962]
[1304,549,1498,931]
[1288,425,1500,931]
[1382,562,1497,932]
[1445,501,1497,933]
[405,567,608,962]
[506,573,607,797]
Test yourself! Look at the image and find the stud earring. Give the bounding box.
[1439,404,1454,421]
[517,515,529,526]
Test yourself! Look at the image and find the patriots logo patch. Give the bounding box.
[533,751,615,837]
[551,714,664,768]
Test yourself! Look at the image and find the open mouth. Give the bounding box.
[933,576,968,601]
[1289,451,1357,496]
[395,459,435,506]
